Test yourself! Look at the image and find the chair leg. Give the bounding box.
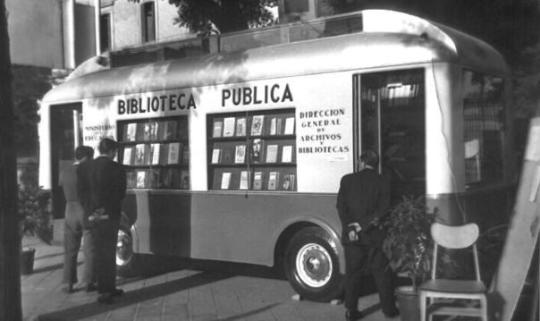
[419,292,427,321]
[481,295,488,321]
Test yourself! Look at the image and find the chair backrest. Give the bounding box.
[430,222,482,281]
[431,223,479,249]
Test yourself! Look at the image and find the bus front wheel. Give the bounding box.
[116,227,139,277]
[284,227,343,302]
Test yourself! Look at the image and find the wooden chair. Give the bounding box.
[418,222,488,321]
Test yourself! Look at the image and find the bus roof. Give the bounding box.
[43,9,508,104]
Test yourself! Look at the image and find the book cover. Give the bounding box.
[136,170,146,188]
[253,171,263,190]
[282,173,295,191]
[150,143,160,165]
[236,117,246,136]
[284,117,295,135]
[180,170,190,189]
[126,171,137,188]
[281,145,293,163]
[222,147,234,164]
[149,121,159,140]
[144,144,153,165]
[135,123,145,141]
[221,172,231,189]
[268,171,279,190]
[165,120,178,140]
[157,121,167,140]
[122,147,133,165]
[211,148,221,164]
[142,123,152,141]
[251,115,264,136]
[239,171,249,190]
[213,120,223,138]
[270,117,277,135]
[181,146,189,165]
[266,144,278,163]
[250,139,263,163]
[159,143,169,165]
[125,123,137,141]
[160,169,173,189]
[167,142,181,164]
[134,144,146,165]
[223,117,236,137]
[235,144,246,164]
[148,169,160,188]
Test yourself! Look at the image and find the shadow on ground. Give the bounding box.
[38,271,230,321]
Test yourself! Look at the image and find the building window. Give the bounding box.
[142,2,156,43]
[463,70,505,187]
[100,13,111,52]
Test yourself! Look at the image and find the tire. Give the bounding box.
[284,226,343,302]
[116,226,140,277]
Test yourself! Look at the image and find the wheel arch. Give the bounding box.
[120,211,139,254]
[272,218,345,274]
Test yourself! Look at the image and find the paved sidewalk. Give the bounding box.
[21,237,393,321]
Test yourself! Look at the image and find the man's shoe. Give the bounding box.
[85,283,97,292]
[345,309,363,321]
[97,293,114,304]
[111,288,124,297]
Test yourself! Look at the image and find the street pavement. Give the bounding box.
[21,236,394,321]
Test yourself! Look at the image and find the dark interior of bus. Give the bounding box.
[357,68,426,202]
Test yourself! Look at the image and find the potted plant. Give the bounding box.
[18,183,52,274]
[382,195,435,321]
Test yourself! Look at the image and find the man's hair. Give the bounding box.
[360,150,379,168]
[98,138,118,154]
[75,145,94,161]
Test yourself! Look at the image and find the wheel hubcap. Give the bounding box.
[295,243,333,288]
[116,229,133,266]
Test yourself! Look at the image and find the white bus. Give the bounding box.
[39,10,515,301]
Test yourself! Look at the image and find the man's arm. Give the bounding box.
[76,163,90,210]
[337,175,353,226]
[118,164,127,200]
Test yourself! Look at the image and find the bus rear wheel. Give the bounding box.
[284,226,343,302]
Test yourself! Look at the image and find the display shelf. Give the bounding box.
[207,109,297,191]
[118,116,190,190]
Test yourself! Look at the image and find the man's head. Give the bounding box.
[360,150,379,169]
[75,145,94,162]
[98,138,119,159]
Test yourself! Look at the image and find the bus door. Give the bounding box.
[50,103,83,219]
[354,69,426,201]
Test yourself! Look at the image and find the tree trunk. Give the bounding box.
[0,1,23,320]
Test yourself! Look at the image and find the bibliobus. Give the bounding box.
[39,10,515,301]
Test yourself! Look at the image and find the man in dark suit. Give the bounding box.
[78,138,126,304]
[336,150,398,321]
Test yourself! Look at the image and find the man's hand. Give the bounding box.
[348,229,358,242]
[347,222,362,242]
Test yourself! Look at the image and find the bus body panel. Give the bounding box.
[124,190,341,267]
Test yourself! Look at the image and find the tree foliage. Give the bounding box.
[130,0,278,35]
